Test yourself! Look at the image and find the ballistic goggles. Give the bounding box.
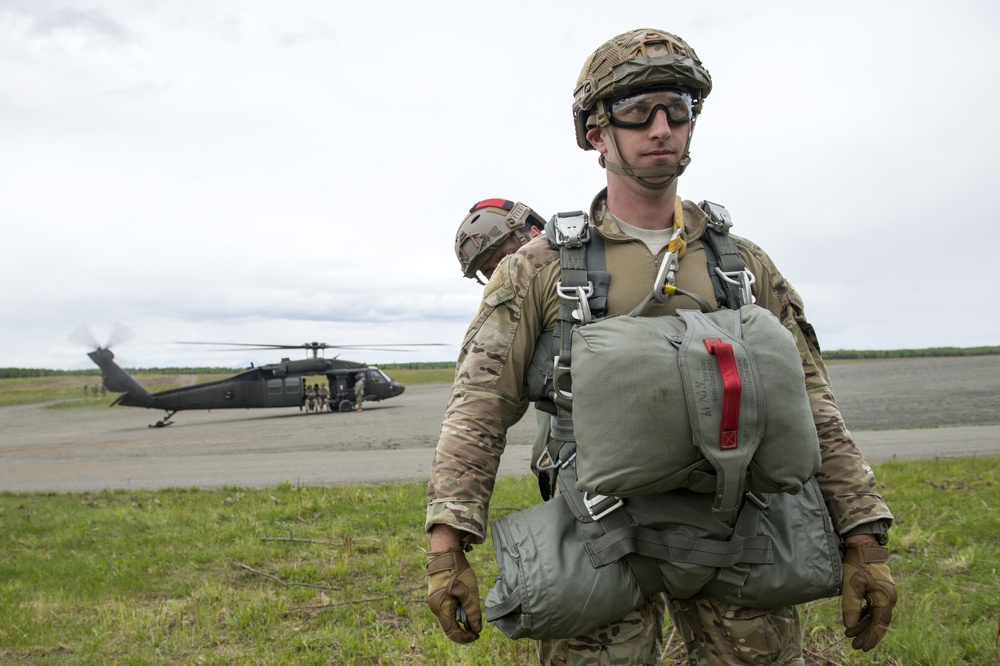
[609,88,693,129]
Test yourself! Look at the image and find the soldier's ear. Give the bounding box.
[586,126,608,155]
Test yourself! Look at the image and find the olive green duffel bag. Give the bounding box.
[570,305,821,511]
[484,466,841,641]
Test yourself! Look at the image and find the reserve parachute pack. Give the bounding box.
[485,200,838,640]
[571,304,820,509]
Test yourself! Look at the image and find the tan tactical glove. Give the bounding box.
[427,548,482,643]
[841,542,897,651]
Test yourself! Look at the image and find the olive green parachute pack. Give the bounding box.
[485,201,842,640]
[571,304,820,509]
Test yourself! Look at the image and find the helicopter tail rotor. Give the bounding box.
[69,321,136,351]
[71,322,145,395]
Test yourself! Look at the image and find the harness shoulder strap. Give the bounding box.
[537,212,608,499]
[698,200,752,310]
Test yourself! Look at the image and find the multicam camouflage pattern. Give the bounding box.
[537,593,666,666]
[426,234,560,541]
[426,191,893,660]
[667,597,805,665]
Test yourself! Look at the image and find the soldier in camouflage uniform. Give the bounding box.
[455,198,547,284]
[353,375,365,412]
[426,29,896,665]
[454,197,555,491]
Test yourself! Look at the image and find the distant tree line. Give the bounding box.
[379,361,456,370]
[823,346,1000,360]
[0,367,238,379]
[0,368,99,379]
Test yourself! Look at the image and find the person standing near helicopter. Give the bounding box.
[303,383,316,412]
[353,374,365,412]
[425,28,896,664]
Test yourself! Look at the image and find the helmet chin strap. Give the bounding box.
[595,98,695,191]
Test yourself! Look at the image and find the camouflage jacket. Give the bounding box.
[426,193,893,544]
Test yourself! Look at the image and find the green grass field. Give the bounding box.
[1,456,998,665]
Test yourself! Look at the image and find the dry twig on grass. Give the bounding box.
[802,646,847,666]
[288,596,425,614]
[232,561,339,590]
[261,537,343,547]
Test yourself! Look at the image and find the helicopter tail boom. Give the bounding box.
[87,347,150,403]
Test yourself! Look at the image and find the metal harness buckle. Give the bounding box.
[552,354,573,401]
[535,448,576,472]
[551,211,590,248]
[557,283,595,323]
[701,200,732,234]
[714,267,756,305]
[583,492,624,521]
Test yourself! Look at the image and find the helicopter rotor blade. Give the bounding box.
[176,342,299,349]
[176,341,446,353]
[69,324,99,349]
[70,322,136,350]
[107,321,136,349]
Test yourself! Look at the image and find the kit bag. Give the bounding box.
[485,467,841,640]
[571,304,821,510]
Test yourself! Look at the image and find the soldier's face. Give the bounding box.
[479,237,523,280]
[588,102,692,173]
[479,226,542,280]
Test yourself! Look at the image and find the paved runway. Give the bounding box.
[2,426,998,493]
[2,379,999,493]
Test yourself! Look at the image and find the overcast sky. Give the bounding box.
[2,0,997,371]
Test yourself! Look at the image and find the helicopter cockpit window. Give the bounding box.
[372,369,391,383]
[285,376,301,394]
[267,378,283,395]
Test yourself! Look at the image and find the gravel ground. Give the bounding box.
[1,356,998,492]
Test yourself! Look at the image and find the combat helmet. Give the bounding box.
[573,29,712,189]
[454,199,546,283]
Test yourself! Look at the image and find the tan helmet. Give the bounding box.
[573,29,712,151]
[454,199,546,282]
[572,29,711,191]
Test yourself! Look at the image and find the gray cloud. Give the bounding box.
[24,5,135,46]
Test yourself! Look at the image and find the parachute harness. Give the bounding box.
[627,197,716,316]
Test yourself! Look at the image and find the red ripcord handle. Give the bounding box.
[704,339,742,450]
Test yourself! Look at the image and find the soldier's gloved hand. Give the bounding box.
[427,547,482,643]
[841,542,897,651]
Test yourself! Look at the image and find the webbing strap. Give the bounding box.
[678,309,762,512]
[557,468,666,597]
[544,215,607,460]
[699,200,746,310]
[715,492,769,588]
[585,525,773,569]
[484,589,523,621]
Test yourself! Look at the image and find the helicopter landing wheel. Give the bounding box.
[339,400,353,413]
[149,410,177,428]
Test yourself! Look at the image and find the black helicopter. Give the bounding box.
[81,329,432,427]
